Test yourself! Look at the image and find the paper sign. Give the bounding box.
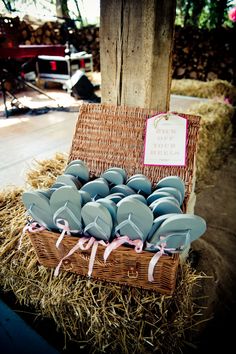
[143,113,187,166]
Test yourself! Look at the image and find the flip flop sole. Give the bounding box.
[147,191,173,205]
[122,194,147,205]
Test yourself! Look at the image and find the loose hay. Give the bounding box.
[186,101,234,183]
[0,175,207,353]
[171,79,236,105]
[25,152,67,189]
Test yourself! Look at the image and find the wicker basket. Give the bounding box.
[27,103,201,295]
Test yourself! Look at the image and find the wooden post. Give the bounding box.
[100,0,176,111]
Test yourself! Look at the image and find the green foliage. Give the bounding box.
[176,0,235,29]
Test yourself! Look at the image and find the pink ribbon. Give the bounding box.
[147,237,176,282]
[148,243,167,282]
[104,235,143,262]
[54,236,107,277]
[19,222,46,249]
[55,234,143,278]
[55,219,80,249]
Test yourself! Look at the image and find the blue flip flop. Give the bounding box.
[149,196,180,210]
[149,214,207,249]
[153,186,183,205]
[22,191,55,230]
[105,193,125,204]
[110,184,136,196]
[81,179,110,199]
[50,185,82,232]
[116,198,153,241]
[81,201,113,241]
[146,213,177,242]
[147,191,173,205]
[67,159,87,167]
[122,194,147,205]
[151,199,183,217]
[56,174,82,190]
[156,176,185,202]
[64,163,90,184]
[96,198,118,238]
[106,167,127,182]
[101,170,124,185]
[126,176,152,196]
[126,174,148,183]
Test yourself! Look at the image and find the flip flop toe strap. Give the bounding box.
[84,216,110,240]
[115,213,144,240]
[53,202,82,229]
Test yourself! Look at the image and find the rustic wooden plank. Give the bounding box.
[100,0,176,111]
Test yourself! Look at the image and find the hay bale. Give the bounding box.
[171,79,236,184]
[0,188,25,247]
[186,101,234,183]
[0,174,207,353]
[171,79,236,105]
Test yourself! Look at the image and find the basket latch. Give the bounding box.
[127,260,139,279]
[62,259,73,271]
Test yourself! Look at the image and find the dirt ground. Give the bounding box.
[186,134,236,353]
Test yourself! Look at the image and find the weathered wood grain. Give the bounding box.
[100,0,176,111]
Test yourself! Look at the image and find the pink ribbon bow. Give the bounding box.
[19,222,46,249]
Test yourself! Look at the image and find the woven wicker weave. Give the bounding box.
[29,230,179,294]
[28,103,201,295]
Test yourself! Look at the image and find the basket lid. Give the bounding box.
[69,103,201,200]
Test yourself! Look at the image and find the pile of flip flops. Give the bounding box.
[22,159,206,278]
